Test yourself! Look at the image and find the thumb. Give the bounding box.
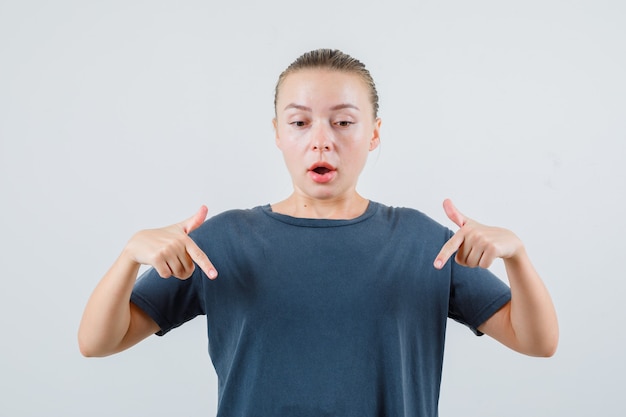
[181,205,209,234]
[443,199,466,228]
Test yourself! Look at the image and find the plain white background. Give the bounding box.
[1,1,624,415]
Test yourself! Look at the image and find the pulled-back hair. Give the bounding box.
[274,49,379,118]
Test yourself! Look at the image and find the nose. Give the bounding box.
[310,123,333,152]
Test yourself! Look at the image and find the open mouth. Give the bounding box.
[313,166,331,175]
[309,162,335,173]
[308,162,336,183]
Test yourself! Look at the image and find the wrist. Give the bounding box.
[119,244,142,271]
[500,230,525,260]
[503,244,535,282]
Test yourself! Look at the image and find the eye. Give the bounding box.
[290,121,307,127]
[336,121,354,127]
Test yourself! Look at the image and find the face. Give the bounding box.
[273,69,381,202]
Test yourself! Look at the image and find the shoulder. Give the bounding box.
[372,202,449,234]
[204,205,268,225]
[369,202,453,248]
[209,206,267,223]
[187,205,268,241]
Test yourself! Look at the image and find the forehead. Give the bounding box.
[277,69,371,109]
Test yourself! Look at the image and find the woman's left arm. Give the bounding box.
[434,199,559,357]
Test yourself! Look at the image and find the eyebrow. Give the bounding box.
[331,103,360,111]
[283,103,361,112]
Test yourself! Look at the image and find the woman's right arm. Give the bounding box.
[78,206,217,357]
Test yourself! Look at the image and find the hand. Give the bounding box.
[434,199,522,270]
[125,206,218,279]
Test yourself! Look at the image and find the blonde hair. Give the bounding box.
[274,49,379,118]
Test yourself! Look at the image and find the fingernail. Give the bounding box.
[434,260,443,269]
[208,269,218,279]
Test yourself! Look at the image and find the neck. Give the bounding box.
[271,193,369,220]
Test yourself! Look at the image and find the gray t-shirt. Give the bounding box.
[131,201,511,417]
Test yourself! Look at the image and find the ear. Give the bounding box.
[369,118,382,151]
[272,118,281,148]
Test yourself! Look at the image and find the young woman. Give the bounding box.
[79,49,558,416]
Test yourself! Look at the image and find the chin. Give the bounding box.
[296,185,336,200]
[312,186,352,201]
[309,190,337,200]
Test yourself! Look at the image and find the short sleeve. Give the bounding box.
[130,266,205,336]
[447,245,512,336]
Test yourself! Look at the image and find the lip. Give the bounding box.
[308,161,336,172]
[307,162,337,184]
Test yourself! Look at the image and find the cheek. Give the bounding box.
[280,133,310,154]
[348,142,373,169]
[279,141,306,169]
[336,146,365,170]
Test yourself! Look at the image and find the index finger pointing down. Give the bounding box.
[434,231,464,270]
[186,240,218,279]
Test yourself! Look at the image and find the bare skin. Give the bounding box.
[78,207,216,357]
[436,199,558,356]
[271,69,381,220]
[78,69,558,358]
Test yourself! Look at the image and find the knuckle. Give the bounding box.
[183,264,197,279]
[156,266,172,279]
